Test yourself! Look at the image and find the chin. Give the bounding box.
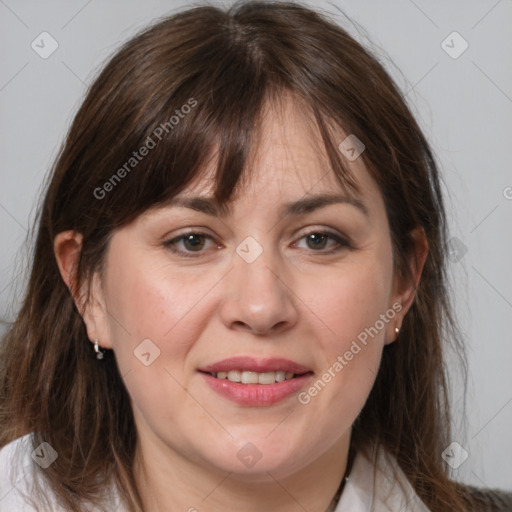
[194,433,312,481]
[212,453,306,483]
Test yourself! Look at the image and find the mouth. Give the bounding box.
[201,370,309,385]
[197,356,314,406]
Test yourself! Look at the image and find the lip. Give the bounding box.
[200,373,313,406]
[198,356,313,407]
[198,356,311,374]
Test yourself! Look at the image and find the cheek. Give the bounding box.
[300,252,393,413]
[105,256,209,343]
[102,252,225,392]
[103,262,204,430]
[315,255,392,352]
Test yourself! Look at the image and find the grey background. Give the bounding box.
[1,0,511,491]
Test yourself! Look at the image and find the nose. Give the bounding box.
[219,245,299,336]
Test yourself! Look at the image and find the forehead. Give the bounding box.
[179,92,379,204]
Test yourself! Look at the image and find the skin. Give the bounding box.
[55,94,427,512]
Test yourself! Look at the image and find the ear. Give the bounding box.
[53,230,113,349]
[385,226,428,345]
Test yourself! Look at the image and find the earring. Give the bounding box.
[395,327,400,335]
[93,339,105,360]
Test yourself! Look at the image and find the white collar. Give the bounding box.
[334,447,431,511]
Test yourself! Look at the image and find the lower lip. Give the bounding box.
[200,372,312,406]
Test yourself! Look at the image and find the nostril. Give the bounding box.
[230,320,288,335]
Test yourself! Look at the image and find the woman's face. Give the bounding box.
[84,96,416,481]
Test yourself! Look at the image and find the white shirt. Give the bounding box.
[334,446,431,511]
[0,434,430,511]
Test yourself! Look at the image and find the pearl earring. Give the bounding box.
[395,327,400,335]
[93,339,105,359]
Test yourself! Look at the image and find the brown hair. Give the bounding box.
[0,1,495,510]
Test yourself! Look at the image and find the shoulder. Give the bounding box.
[0,434,127,512]
[334,446,431,511]
[1,434,73,511]
[0,433,47,511]
[335,447,512,512]
[455,482,512,512]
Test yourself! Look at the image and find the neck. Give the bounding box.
[133,433,351,512]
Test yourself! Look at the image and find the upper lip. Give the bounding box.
[198,356,312,374]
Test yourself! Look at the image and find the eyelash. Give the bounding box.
[162,229,352,258]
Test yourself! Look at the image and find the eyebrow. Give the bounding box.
[166,193,369,218]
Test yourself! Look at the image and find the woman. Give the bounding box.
[0,1,510,511]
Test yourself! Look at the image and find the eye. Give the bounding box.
[163,228,351,258]
[294,229,351,253]
[163,231,217,257]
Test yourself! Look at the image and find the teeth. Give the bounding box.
[258,372,276,385]
[227,370,241,382]
[241,371,259,384]
[275,370,286,382]
[213,370,298,384]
